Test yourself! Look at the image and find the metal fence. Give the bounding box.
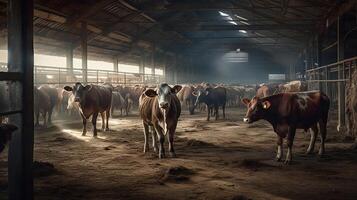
[0,62,165,86]
[306,56,357,106]
[306,56,357,131]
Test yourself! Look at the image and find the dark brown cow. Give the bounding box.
[34,85,58,127]
[194,86,227,121]
[111,91,126,116]
[176,85,196,114]
[64,83,112,137]
[139,83,182,159]
[0,123,17,154]
[242,91,330,164]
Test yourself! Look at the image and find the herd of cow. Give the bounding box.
[0,80,331,164]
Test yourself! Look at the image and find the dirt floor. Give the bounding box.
[1,107,357,200]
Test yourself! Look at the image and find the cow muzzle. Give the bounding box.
[243,117,250,123]
[159,102,169,109]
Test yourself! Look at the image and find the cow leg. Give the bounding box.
[154,125,165,159]
[318,120,327,156]
[35,109,40,127]
[92,112,98,137]
[276,136,283,161]
[81,114,87,136]
[48,108,53,125]
[43,112,47,128]
[215,106,219,120]
[222,104,226,119]
[206,108,210,121]
[167,127,176,157]
[105,109,110,131]
[143,122,150,153]
[306,124,318,154]
[150,126,158,152]
[285,126,296,165]
[100,112,105,131]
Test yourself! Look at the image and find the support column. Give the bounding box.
[66,45,73,75]
[7,0,34,199]
[81,22,88,84]
[151,45,155,76]
[139,52,145,74]
[113,57,118,72]
[337,16,345,132]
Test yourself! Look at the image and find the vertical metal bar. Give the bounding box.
[337,16,345,132]
[81,22,87,84]
[96,70,99,84]
[7,0,34,199]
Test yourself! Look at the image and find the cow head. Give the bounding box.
[0,124,18,153]
[64,82,92,104]
[193,88,211,107]
[241,97,271,123]
[144,83,182,110]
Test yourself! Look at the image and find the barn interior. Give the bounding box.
[1,0,357,199]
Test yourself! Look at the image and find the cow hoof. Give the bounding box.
[105,128,110,131]
[170,152,176,158]
[158,153,165,159]
[82,133,86,136]
[93,135,98,138]
[275,157,282,162]
[283,159,291,165]
[305,149,314,155]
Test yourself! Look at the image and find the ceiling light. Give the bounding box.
[219,11,229,17]
[235,14,248,21]
[240,21,250,25]
[229,21,238,25]
[239,30,247,34]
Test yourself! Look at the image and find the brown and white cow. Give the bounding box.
[176,85,196,115]
[242,91,330,164]
[64,83,112,137]
[0,123,17,154]
[139,83,182,159]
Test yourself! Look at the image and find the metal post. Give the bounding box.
[337,16,345,132]
[7,0,34,199]
[113,57,118,72]
[81,22,88,84]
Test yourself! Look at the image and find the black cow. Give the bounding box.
[194,86,227,121]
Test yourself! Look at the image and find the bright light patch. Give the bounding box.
[118,63,139,73]
[61,129,107,142]
[155,68,163,75]
[145,67,152,74]
[46,75,54,79]
[239,30,247,34]
[235,14,248,21]
[229,21,238,25]
[219,11,229,17]
[240,21,250,25]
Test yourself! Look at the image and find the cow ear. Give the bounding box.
[84,85,92,91]
[64,86,73,91]
[144,89,157,97]
[262,101,271,109]
[241,98,250,105]
[171,85,182,94]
